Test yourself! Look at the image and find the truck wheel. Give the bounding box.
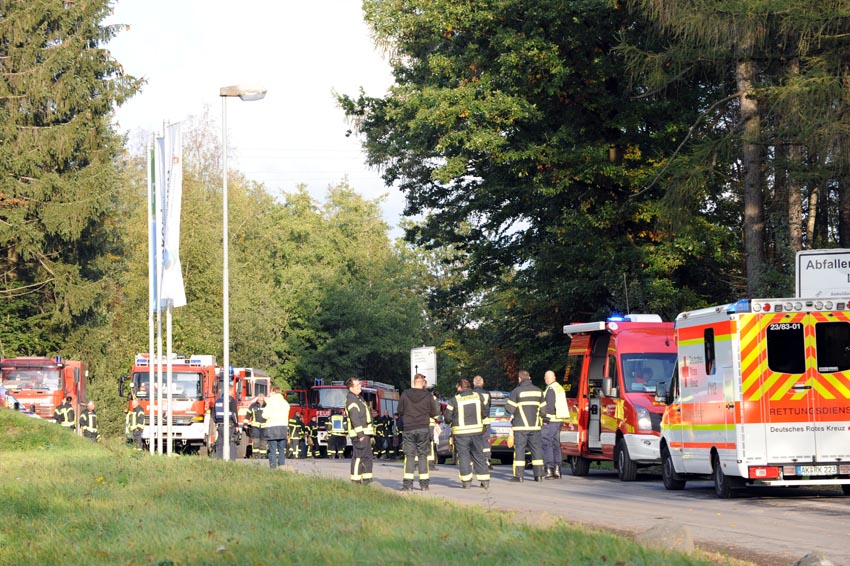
[616,438,638,482]
[661,446,686,490]
[712,454,740,498]
[570,455,590,476]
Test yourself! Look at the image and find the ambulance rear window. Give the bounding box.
[766,323,805,374]
[815,322,850,373]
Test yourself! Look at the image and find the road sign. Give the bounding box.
[410,346,437,388]
[796,249,850,298]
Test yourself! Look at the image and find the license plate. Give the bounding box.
[797,465,837,476]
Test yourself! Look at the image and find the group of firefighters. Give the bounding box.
[52,396,102,442]
[242,394,408,462]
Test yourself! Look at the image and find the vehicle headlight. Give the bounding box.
[636,407,652,432]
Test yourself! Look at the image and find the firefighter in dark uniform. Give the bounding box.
[505,369,545,481]
[54,396,76,432]
[328,411,348,459]
[79,401,99,442]
[128,398,146,450]
[306,416,321,458]
[444,378,491,489]
[472,375,492,468]
[345,377,374,484]
[374,413,390,459]
[288,411,306,459]
[246,393,267,459]
[212,392,238,459]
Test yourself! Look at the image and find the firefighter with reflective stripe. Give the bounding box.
[345,377,374,484]
[54,396,76,431]
[288,411,307,459]
[541,370,568,479]
[79,401,99,442]
[444,378,491,489]
[246,394,267,459]
[306,416,321,458]
[472,375,492,469]
[505,370,544,481]
[328,411,348,459]
[374,414,391,459]
[128,398,145,450]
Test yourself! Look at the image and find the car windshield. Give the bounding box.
[490,404,510,419]
[317,389,347,409]
[1,369,62,391]
[622,354,677,393]
[132,372,203,400]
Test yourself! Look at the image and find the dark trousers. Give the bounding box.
[267,437,286,468]
[454,433,489,482]
[542,422,562,469]
[328,434,347,458]
[402,428,431,485]
[214,424,237,459]
[480,426,491,464]
[350,436,373,482]
[132,429,144,450]
[512,429,544,478]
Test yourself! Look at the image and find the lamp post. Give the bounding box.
[220,85,266,461]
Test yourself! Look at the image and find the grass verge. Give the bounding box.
[0,409,751,566]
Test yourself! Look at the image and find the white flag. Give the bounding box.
[158,124,186,308]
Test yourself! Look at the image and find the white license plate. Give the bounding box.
[796,465,837,476]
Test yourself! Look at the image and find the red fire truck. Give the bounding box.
[286,380,399,456]
[562,314,677,480]
[119,353,218,454]
[0,356,87,424]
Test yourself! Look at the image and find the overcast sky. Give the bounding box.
[107,1,402,230]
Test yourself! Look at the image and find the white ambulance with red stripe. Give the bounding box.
[660,298,850,497]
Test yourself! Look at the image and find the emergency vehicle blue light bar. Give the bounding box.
[727,299,751,314]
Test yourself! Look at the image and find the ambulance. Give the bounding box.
[562,314,677,480]
[660,298,850,497]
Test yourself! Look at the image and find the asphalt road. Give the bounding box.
[263,457,850,566]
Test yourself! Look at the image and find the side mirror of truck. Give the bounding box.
[654,382,668,403]
[118,374,128,399]
[601,377,618,398]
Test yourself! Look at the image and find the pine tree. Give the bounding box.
[0,0,138,354]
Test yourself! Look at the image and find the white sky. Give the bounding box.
[107,0,403,231]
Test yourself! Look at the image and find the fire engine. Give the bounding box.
[562,314,677,480]
[0,356,87,424]
[118,353,218,454]
[286,380,400,456]
[660,298,850,497]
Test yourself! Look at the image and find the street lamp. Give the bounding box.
[220,84,266,461]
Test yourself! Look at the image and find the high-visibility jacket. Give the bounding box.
[345,392,374,439]
[128,406,145,432]
[79,409,99,439]
[329,413,348,436]
[506,380,543,431]
[261,393,290,441]
[444,389,485,436]
[472,387,491,424]
[288,417,305,439]
[54,401,76,428]
[543,381,569,423]
[246,401,267,428]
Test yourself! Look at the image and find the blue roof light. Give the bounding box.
[727,299,751,314]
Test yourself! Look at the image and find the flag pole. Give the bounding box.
[147,137,156,455]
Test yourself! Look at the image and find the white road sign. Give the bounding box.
[796,249,850,298]
[410,346,437,388]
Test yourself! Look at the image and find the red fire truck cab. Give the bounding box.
[0,356,87,424]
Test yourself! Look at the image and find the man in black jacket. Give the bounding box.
[397,373,439,491]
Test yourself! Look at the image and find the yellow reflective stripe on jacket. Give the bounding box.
[510,390,543,431]
[450,394,484,435]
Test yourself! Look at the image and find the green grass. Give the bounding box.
[0,409,750,566]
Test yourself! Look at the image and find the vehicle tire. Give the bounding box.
[437,454,447,465]
[616,438,638,482]
[570,455,591,476]
[712,454,740,499]
[841,484,850,496]
[661,446,686,490]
